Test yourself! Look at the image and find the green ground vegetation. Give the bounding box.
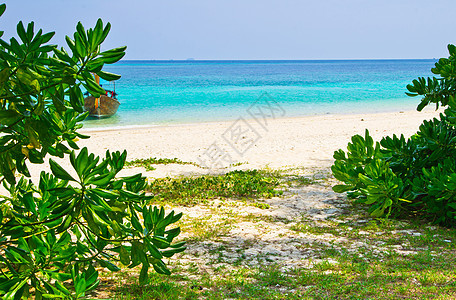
[146,170,285,206]
[125,157,198,171]
[100,184,456,300]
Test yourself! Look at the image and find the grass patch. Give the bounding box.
[109,249,456,299]
[181,214,235,242]
[282,174,321,187]
[125,157,248,171]
[125,157,197,171]
[147,170,283,206]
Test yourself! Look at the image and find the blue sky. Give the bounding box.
[1,0,455,60]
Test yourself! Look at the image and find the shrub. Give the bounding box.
[0,4,184,299]
[332,45,456,227]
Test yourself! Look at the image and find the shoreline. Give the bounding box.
[80,106,437,134]
[80,97,425,132]
[74,108,442,177]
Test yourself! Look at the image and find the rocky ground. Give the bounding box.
[93,167,455,299]
[171,169,435,275]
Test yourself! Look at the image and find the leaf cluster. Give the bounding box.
[0,149,185,299]
[0,4,184,299]
[406,44,456,111]
[332,45,456,227]
[0,3,126,185]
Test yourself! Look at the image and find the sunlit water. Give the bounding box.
[83,59,436,128]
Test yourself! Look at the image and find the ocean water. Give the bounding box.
[83,60,436,128]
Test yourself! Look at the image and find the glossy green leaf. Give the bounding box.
[100,51,125,64]
[145,241,162,260]
[139,265,148,285]
[54,281,70,296]
[16,21,28,44]
[49,159,75,181]
[0,4,6,17]
[69,86,84,113]
[4,277,28,300]
[88,172,114,186]
[83,74,105,96]
[96,70,121,81]
[99,259,120,272]
[152,260,171,275]
[161,246,186,258]
[130,214,143,232]
[75,277,86,297]
[332,184,354,193]
[73,32,87,57]
[119,246,130,265]
[91,188,119,199]
[0,110,21,126]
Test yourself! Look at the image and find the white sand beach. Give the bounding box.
[5,107,435,184]
[71,108,442,177]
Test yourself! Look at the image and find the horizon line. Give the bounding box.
[120,58,437,62]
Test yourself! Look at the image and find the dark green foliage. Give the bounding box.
[0,4,184,299]
[0,13,128,182]
[0,149,185,299]
[405,44,456,111]
[147,170,283,206]
[332,130,412,218]
[332,45,456,227]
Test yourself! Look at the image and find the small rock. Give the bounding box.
[263,245,282,255]
[325,208,339,214]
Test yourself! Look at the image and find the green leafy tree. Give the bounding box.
[0,4,185,299]
[332,45,456,227]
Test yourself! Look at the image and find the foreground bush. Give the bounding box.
[0,4,184,299]
[332,45,456,227]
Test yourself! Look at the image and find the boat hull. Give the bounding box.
[84,95,120,118]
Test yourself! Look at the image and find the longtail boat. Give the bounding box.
[84,75,120,118]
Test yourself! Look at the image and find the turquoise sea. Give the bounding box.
[83,60,436,128]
